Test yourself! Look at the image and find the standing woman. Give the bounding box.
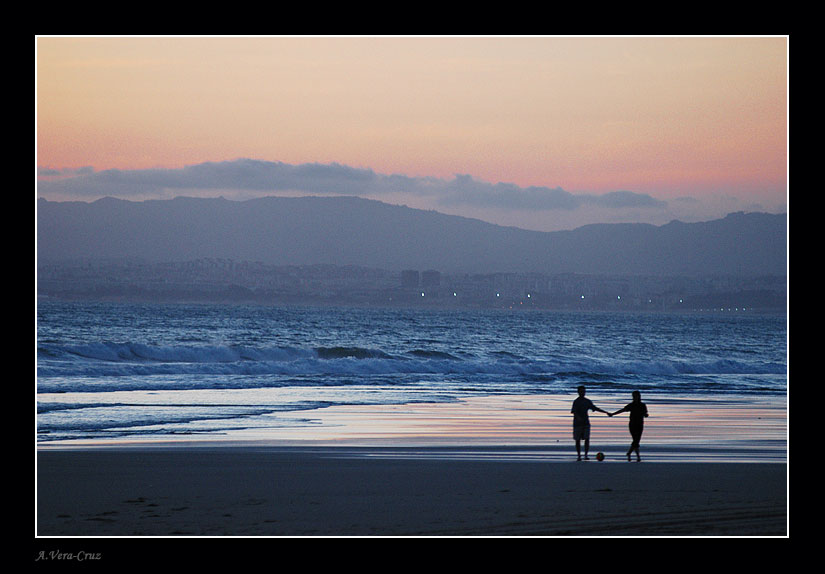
[611,391,649,462]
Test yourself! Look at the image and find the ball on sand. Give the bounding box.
[596,452,604,461]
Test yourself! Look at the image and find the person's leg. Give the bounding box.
[574,427,582,461]
[630,426,642,461]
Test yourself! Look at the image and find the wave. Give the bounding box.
[43,341,317,364]
[316,346,393,360]
[37,341,787,381]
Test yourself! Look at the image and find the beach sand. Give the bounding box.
[35,394,788,538]
[36,447,786,537]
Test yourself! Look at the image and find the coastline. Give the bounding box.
[37,393,788,462]
[35,393,788,538]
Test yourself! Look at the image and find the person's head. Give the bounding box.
[632,390,641,401]
[577,385,586,397]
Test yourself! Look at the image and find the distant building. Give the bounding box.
[401,270,420,289]
[421,270,441,288]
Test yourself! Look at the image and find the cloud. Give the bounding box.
[36,159,381,199]
[38,166,95,178]
[36,158,668,212]
[584,190,668,209]
[430,175,667,211]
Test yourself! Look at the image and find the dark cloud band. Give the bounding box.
[37,158,667,212]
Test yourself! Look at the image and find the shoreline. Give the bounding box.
[36,393,788,537]
[36,442,786,464]
[37,393,788,463]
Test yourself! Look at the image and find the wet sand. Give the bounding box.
[35,393,788,539]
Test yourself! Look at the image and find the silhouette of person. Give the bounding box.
[611,390,649,462]
[570,385,611,461]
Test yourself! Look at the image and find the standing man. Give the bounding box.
[571,385,611,461]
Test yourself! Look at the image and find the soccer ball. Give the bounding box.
[595,452,605,461]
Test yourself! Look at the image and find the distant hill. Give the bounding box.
[36,195,787,276]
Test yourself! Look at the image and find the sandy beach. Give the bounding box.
[35,394,787,538]
[36,446,786,538]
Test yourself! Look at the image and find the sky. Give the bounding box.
[35,36,788,232]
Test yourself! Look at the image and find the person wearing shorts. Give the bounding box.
[570,385,610,461]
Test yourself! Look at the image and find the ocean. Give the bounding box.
[36,301,787,449]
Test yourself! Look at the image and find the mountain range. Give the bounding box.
[36,195,787,276]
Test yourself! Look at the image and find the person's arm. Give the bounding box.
[610,405,629,417]
[593,405,611,416]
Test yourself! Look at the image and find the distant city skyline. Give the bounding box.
[36,36,787,232]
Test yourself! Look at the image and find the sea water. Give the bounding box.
[36,301,787,446]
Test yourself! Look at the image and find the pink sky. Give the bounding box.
[36,36,787,231]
